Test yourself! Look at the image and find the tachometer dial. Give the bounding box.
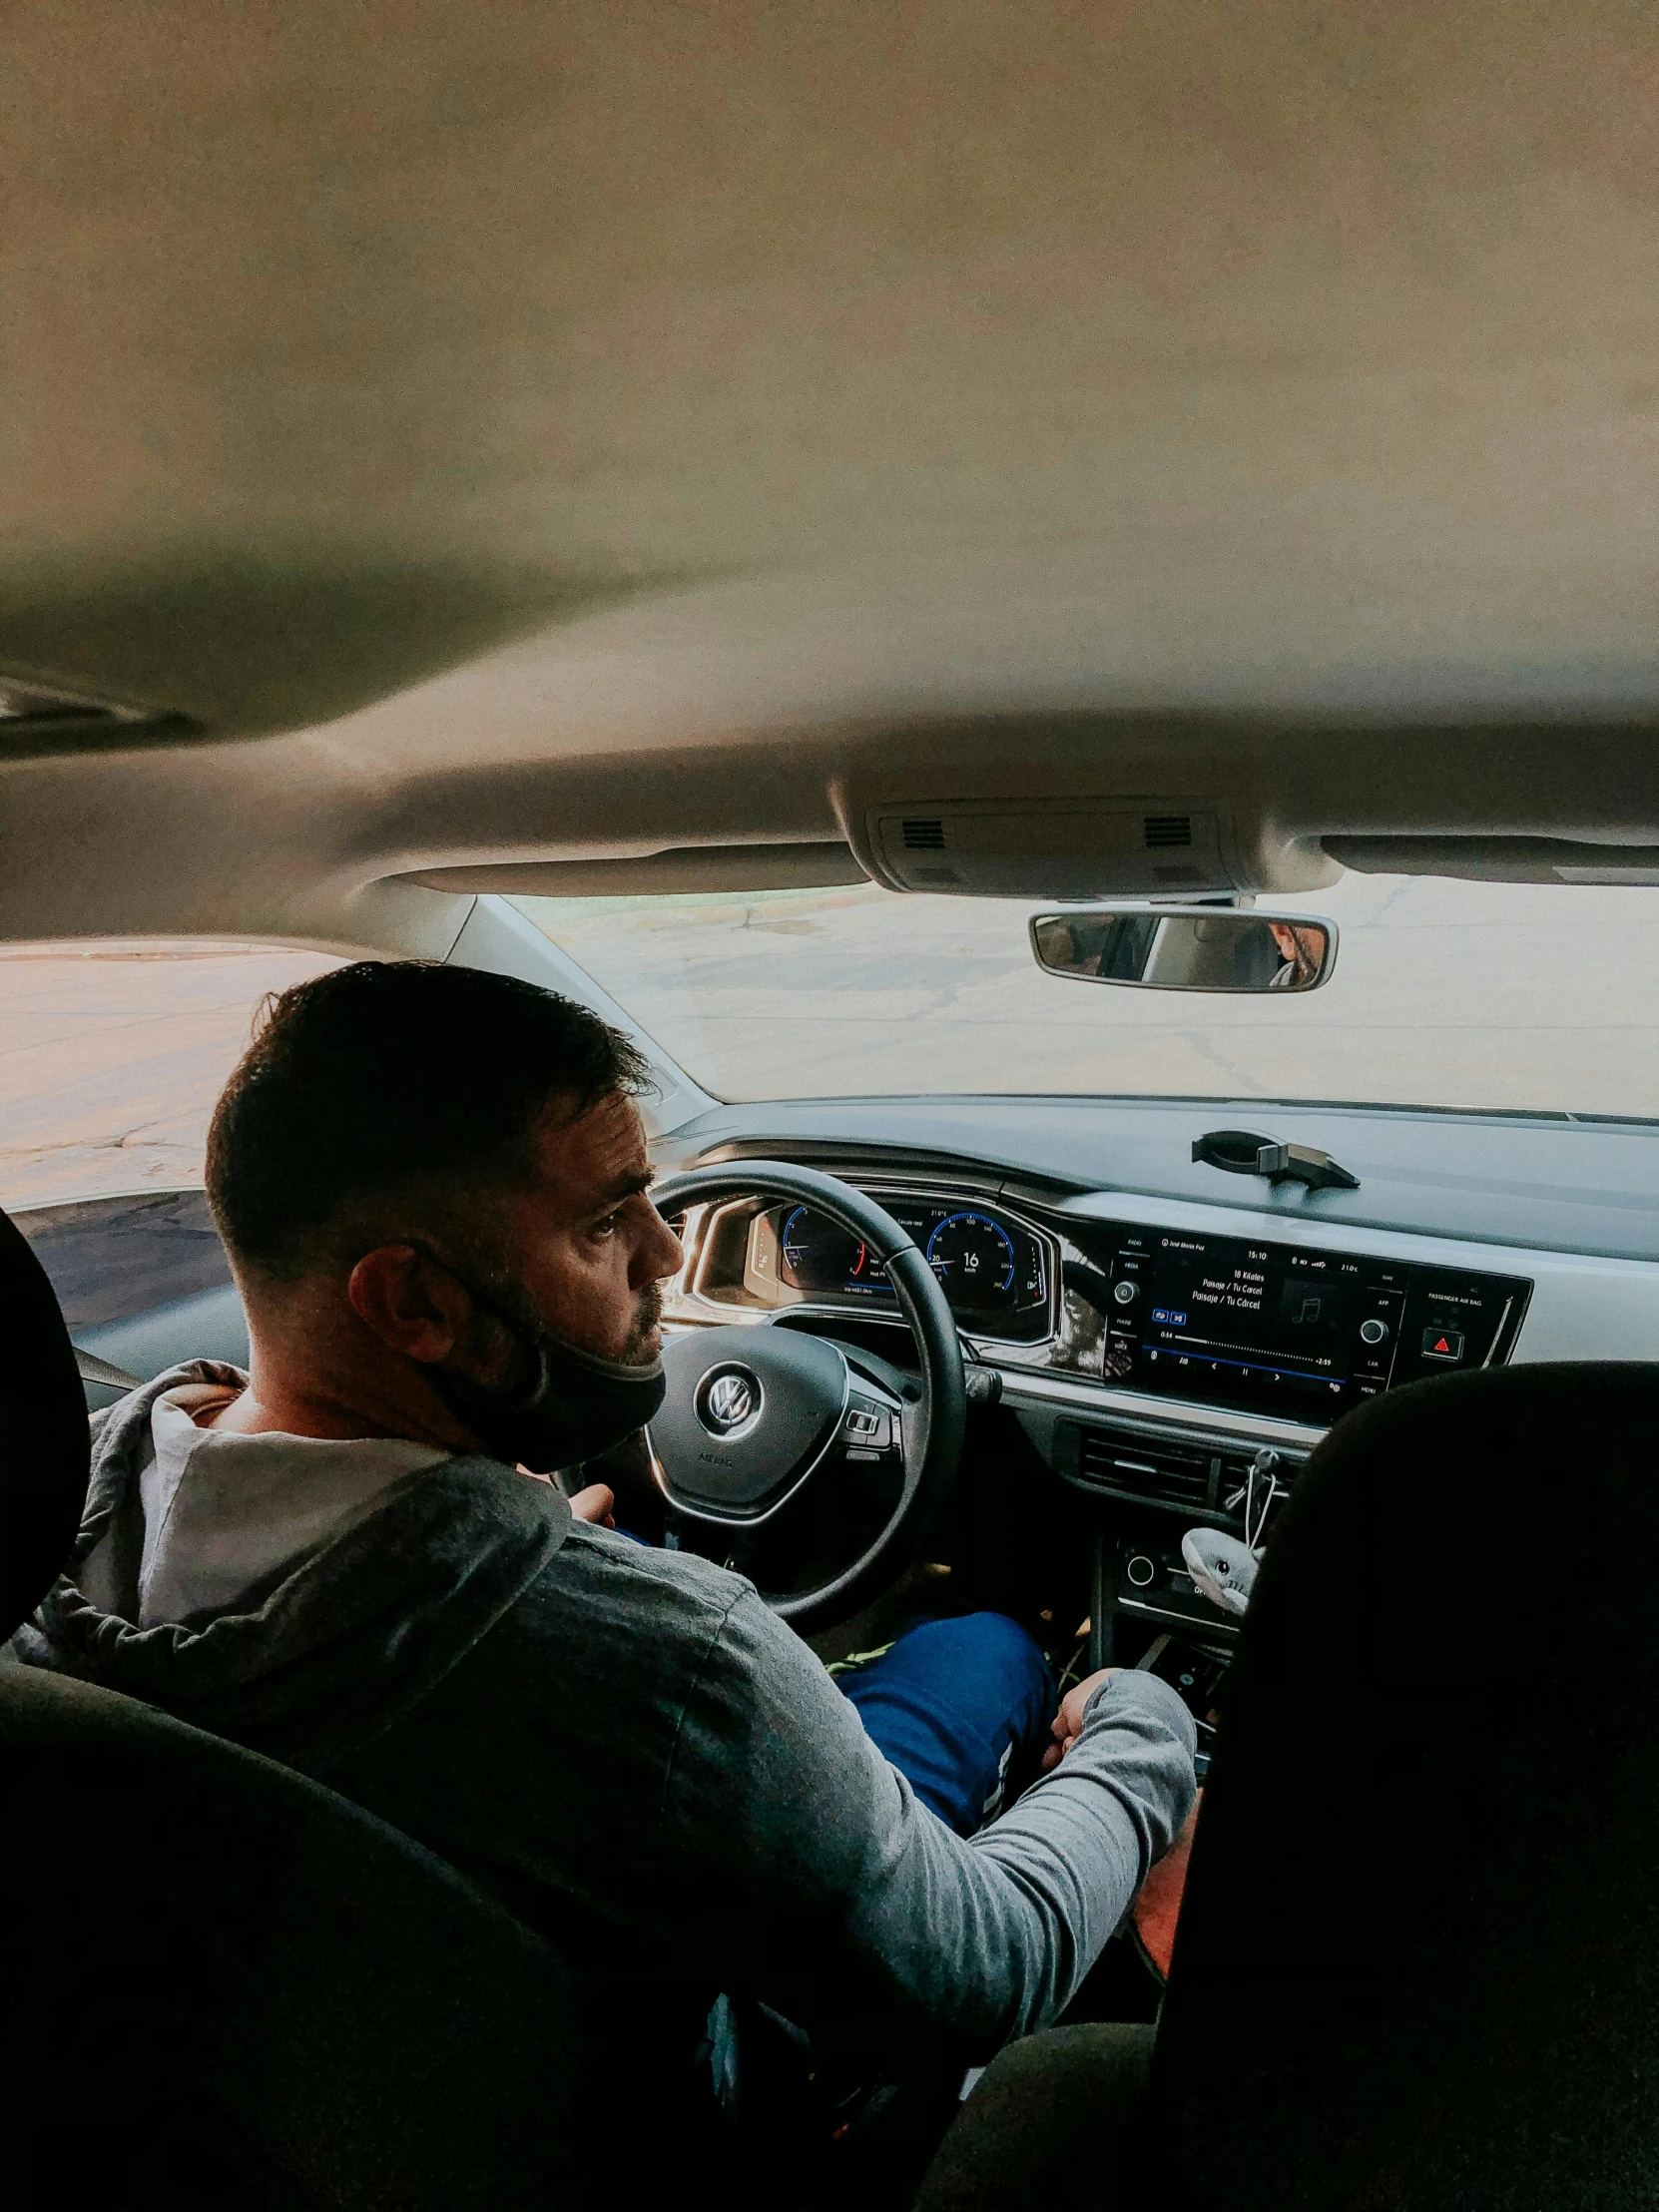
[780,1205,877,1294]
[925,1211,1017,1306]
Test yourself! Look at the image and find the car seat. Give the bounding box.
[918,1363,1659,2209]
[0,1201,599,2208]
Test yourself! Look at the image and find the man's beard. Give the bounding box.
[413,1247,668,1474]
[618,1281,665,1365]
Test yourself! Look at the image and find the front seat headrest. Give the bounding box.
[1151,1361,1659,2207]
[0,1206,92,1639]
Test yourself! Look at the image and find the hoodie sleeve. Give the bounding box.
[658,1586,1196,2058]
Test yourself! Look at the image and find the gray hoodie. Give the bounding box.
[15,1362,1196,2067]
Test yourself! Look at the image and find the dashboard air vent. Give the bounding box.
[1077,1427,1214,1510]
[900,818,948,850]
[1143,814,1194,849]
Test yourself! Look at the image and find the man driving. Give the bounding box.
[18,961,1195,2095]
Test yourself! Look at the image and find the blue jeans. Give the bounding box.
[837,1612,1055,1837]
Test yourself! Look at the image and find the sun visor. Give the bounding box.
[0,674,189,756]
[1327,835,1659,886]
[399,841,869,897]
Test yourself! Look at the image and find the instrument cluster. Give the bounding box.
[682,1190,1056,1344]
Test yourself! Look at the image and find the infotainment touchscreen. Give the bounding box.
[1089,1224,1530,1422]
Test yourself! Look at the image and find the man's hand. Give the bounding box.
[516,1465,617,1527]
[567,1481,616,1527]
[1041,1667,1117,1771]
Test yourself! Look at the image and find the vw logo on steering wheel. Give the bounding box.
[697,1364,764,1437]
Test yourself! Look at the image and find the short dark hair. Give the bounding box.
[207,960,652,1278]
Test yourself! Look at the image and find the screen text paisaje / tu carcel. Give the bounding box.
[1190,1268,1266,1313]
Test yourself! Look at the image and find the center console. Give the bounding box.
[1088,1221,1530,1419]
[1051,1220,1534,1750]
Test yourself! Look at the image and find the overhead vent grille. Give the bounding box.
[1076,1426,1215,1510]
[866,800,1233,897]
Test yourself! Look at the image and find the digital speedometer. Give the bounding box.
[925,1211,1018,1305]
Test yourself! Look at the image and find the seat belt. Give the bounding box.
[74,1347,141,1390]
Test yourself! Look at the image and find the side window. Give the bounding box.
[2,939,339,1359]
[21,1189,232,1334]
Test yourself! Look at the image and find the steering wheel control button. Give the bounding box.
[1112,1278,1140,1305]
[1125,1553,1157,1589]
[1421,1327,1465,1361]
[842,1404,891,1449]
[697,1365,763,1436]
[1359,1317,1389,1345]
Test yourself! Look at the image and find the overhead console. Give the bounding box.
[1084,1221,1531,1421]
[849,795,1339,899]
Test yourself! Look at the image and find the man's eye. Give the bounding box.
[591,1211,623,1237]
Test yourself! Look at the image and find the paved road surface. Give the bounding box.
[0,942,335,1213]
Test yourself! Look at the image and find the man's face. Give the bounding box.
[474,1088,683,1365]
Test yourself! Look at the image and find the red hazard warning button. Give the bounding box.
[1421,1328,1464,1361]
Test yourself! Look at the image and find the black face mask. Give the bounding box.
[412,1247,666,1475]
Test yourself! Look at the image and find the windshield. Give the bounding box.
[515,875,1659,1119]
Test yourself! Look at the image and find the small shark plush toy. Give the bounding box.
[1181,1526,1260,1617]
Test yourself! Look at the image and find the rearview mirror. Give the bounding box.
[1029,906,1337,993]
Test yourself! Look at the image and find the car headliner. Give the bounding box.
[3,3,1658,952]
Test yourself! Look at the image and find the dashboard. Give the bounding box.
[659,1091,1659,1681]
[673,1182,1534,1423]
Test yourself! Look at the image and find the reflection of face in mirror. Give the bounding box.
[1266,922,1325,990]
[1031,908,1333,993]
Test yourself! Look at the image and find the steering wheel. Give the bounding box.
[645,1161,967,1636]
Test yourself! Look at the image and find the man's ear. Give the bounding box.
[346,1246,470,1365]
